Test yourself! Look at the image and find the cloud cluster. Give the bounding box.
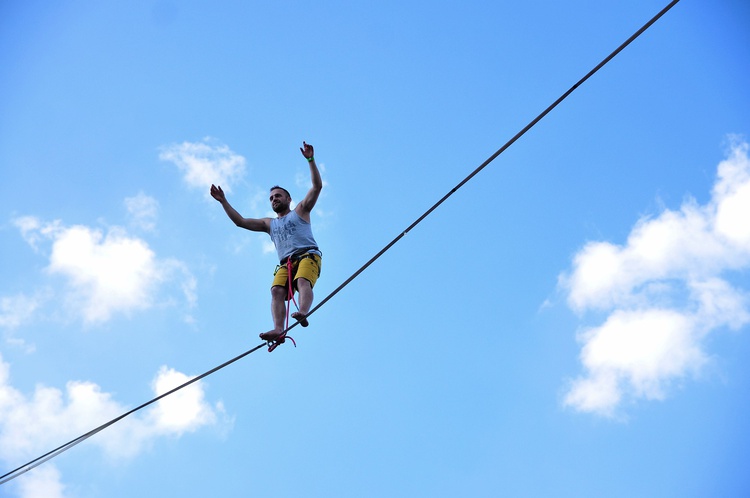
[159,138,247,196]
[0,144,241,497]
[0,353,226,498]
[7,214,195,326]
[559,138,750,417]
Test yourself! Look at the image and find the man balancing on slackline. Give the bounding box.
[210,141,322,345]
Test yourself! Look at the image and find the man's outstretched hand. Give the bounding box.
[210,184,226,202]
[300,141,314,160]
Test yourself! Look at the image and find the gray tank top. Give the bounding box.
[269,210,320,261]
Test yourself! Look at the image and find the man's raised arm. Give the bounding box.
[296,141,323,219]
[210,184,270,233]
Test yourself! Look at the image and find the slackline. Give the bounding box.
[0,0,681,486]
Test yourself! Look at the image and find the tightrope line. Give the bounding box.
[0,0,680,486]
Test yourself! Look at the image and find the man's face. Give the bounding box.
[269,189,291,213]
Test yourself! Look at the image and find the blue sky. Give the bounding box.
[1,0,749,497]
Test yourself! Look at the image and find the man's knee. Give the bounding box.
[271,285,287,299]
[296,278,312,290]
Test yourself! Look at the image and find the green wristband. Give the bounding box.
[307,156,314,162]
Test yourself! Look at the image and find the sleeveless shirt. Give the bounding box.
[269,210,320,261]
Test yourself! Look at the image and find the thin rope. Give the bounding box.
[0,343,266,485]
[0,0,680,486]
[303,0,681,324]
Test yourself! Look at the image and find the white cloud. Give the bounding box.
[0,353,228,496]
[566,308,707,417]
[14,465,65,498]
[148,366,218,434]
[11,218,195,325]
[714,138,750,246]
[0,293,44,331]
[125,192,159,232]
[47,224,160,323]
[159,138,246,196]
[559,138,750,417]
[13,217,61,253]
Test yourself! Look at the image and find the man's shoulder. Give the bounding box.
[292,206,312,222]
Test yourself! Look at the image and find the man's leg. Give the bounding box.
[292,278,313,327]
[260,285,287,341]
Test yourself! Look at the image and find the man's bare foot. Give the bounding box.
[291,312,309,327]
[260,329,285,342]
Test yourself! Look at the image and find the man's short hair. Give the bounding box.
[270,185,291,198]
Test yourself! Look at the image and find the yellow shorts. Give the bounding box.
[272,254,322,296]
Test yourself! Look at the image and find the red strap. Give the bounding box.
[267,332,296,352]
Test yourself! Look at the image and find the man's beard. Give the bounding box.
[272,202,289,213]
